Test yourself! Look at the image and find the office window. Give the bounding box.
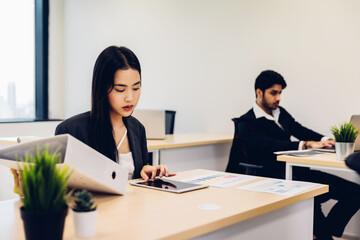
[0,0,48,121]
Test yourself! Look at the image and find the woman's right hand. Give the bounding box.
[140,165,176,181]
[10,168,23,196]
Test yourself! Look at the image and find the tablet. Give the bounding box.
[130,178,209,193]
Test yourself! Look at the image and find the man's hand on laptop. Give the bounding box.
[306,139,335,149]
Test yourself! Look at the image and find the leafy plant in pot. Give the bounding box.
[331,122,360,160]
[16,147,73,240]
[71,189,98,238]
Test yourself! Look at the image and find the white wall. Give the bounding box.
[50,0,360,137]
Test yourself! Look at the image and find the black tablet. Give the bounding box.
[130,178,209,193]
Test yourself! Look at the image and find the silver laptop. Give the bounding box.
[350,115,360,152]
[132,109,166,139]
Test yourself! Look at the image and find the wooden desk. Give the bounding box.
[2,169,327,240]
[147,133,233,150]
[1,133,233,172]
[0,137,18,144]
[277,153,350,180]
[147,133,233,170]
[277,154,360,239]
[0,133,233,150]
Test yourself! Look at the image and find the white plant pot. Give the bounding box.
[335,142,355,161]
[71,209,98,238]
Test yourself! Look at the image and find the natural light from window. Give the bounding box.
[0,0,35,120]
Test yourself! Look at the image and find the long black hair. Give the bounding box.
[90,46,141,162]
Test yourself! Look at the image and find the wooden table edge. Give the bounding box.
[159,184,328,240]
[147,139,232,150]
[277,155,347,168]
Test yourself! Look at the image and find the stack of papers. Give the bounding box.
[274,149,332,157]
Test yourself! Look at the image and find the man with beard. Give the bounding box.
[226,70,360,240]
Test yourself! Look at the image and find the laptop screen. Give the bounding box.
[350,115,360,151]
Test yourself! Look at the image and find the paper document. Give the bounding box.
[236,179,319,196]
[274,149,331,157]
[182,173,258,188]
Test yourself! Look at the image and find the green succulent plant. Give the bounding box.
[331,122,360,143]
[17,147,73,211]
[72,189,97,212]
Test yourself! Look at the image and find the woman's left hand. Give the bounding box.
[140,165,176,181]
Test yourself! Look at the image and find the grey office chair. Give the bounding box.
[226,118,263,176]
[165,110,176,134]
[239,162,263,175]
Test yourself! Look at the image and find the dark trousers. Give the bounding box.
[294,168,360,239]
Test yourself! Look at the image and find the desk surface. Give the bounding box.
[147,133,233,150]
[0,137,17,145]
[2,169,327,240]
[277,153,347,168]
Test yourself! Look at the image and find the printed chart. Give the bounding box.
[182,173,258,188]
[236,179,319,196]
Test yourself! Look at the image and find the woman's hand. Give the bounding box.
[10,168,23,196]
[140,165,176,181]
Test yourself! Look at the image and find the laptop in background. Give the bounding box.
[132,109,166,140]
[275,116,360,155]
[350,115,360,152]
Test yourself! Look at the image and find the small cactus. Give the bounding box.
[72,189,97,212]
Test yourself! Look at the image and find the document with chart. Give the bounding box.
[182,172,258,188]
[236,179,320,196]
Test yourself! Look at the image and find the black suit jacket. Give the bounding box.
[226,106,323,178]
[345,152,360,175]
[55,112,149,179]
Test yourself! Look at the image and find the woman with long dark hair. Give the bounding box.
[55,46,174,180]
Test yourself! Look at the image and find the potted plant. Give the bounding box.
[16,147,73,240]
[71,189,98,238]
[331,122,360,160]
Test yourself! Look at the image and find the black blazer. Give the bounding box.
[226,106,323,178]
[345,152,360,175]
[55,112,149,179]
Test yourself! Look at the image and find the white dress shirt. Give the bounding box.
[253,102,284,130]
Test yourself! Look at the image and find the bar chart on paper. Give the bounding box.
[182,172,258,188]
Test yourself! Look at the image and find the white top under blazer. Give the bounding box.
[116,129,135,180]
